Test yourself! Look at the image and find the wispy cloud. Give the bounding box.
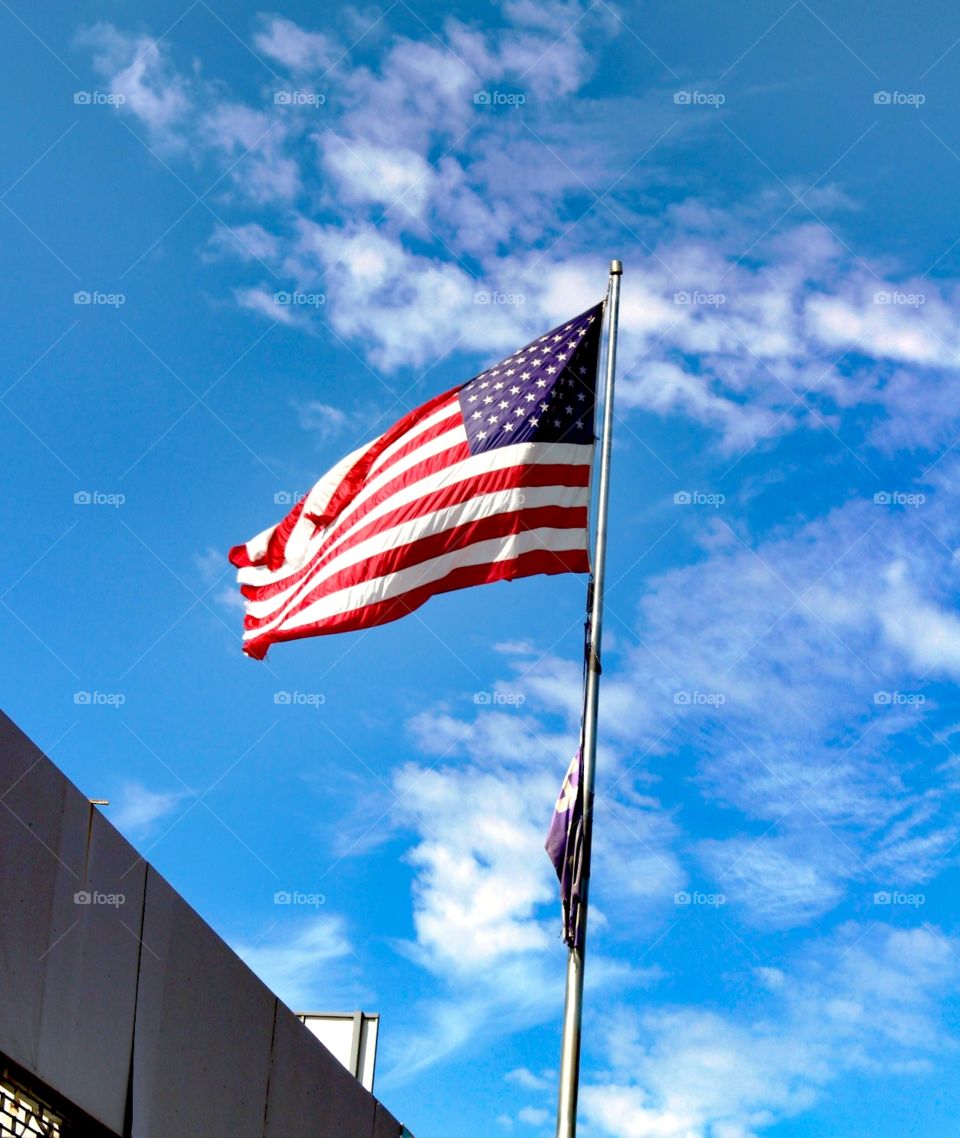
[582,923,959,1138]
[233,915,369,1010]
[109,781,190,838]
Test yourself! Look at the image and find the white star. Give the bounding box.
[513,406,524,416]
[499,400,509,409]
[468,394,478,402]
[472,411,482,419]
[529,417,539,426]
[520,372,531,380]
[546,365,557,374]
[502,421,514,431]
[494,382,505,390]
[525,393,536,402]
[553,419,561,427]
[535,379,547,388]
[552,334,563,341]
[488,415,499,424]
[510,385,520,395]
[506,369,516,376]
[478,430,487,439]
[566,405,573,413]
[577,392,586,401]
[484,396,494,404]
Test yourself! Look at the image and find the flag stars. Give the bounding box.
[460,304,599,453]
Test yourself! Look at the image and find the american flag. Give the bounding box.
[230,302,604,658]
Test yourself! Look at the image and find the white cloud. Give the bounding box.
[582,924,959,1138]
[194,544,229,586]
[234,915,366,1010]
[253,16,340,73]
[78,23,190,144]
[235,286,292,325]
[517,1105,550,1126]
[109,781,189,837]
[506,1067,551,1091]
[77,11,960,457]
[293,399,349,441]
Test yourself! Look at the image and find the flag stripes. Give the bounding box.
[230,303,603,657]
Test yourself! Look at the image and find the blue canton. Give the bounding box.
[459,303,604,455]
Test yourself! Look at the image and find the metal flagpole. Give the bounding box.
[555,259,622,1138]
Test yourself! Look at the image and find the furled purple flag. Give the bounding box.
[545,749,586,949]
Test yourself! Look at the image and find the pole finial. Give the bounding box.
[609,259,622,275]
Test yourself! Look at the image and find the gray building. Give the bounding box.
[0,711,408,1138]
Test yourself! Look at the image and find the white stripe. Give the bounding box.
[237,439,593,593]
[317,440,593,571]
[244,526,587,640]
[335,421,468,532]
[366,395,460,478]
[236,421,467,587]
[245,481,590,626]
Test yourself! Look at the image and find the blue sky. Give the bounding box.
[3,1,960,1135]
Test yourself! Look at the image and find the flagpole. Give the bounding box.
[555,259,622,1138]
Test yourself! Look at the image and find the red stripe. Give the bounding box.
[323,459,589,568]
[321,441,472,557]
[254,387,461,571]
[238,439,471,605]
[241,547,590,658]
[229,542,258,569]
[362,410,462,484]
[303,389,460,533]
[242,456,588,605]
[242,505,587,633]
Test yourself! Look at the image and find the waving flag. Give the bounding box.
[546,749,586,949]
[230,303,603,658]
